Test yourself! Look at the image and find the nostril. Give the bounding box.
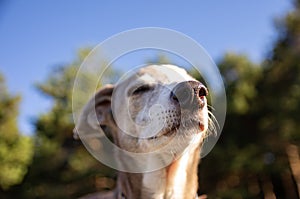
[198,86,208,97]
[170,91,178,102]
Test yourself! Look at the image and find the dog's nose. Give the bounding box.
[170,81,208,108]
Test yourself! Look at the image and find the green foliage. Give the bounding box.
[199,1,300,198]
[218,53,262,114]
[0,74,33,190]
[2,49,117,199]
[260,0,300,144]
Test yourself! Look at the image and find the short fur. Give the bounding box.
[75,65,210,199]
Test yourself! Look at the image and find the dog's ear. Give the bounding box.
[74,84,115,140]
[93,84,114,126]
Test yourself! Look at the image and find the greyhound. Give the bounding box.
[75,65,213,199]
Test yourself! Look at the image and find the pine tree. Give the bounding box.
[6,49,118,199]
[0,74,33,191]
[199,1,300,197]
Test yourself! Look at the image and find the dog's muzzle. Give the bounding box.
[170,80,208,110]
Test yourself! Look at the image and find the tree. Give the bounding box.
[0,74,33,192]
[198,0,300,197]
[258,0,300,197]
[4,49,118,199]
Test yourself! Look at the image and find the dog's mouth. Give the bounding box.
[147,119,206,140]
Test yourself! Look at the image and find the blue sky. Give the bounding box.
[0,0,293,135]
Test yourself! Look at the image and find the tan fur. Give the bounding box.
[76,65,209,199]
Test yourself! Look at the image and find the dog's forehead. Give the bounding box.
[135,65,194,84]
[115,65,196,92]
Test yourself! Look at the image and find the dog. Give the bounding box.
[75,64,213,199]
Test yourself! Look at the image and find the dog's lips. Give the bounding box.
[199,122,205,132]
[147,111,207,140]
[148,120,206,140]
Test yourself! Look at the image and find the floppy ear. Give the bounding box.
[74,84,115,140]
[91,84,114,127]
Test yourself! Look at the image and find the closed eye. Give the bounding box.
[132,85,152,95]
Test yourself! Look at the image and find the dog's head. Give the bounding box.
[76,64,209,157]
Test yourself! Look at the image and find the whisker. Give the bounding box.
[207,119,216,136]
[207,104,216,111]
[208,110,220,129]
[207,108,220,137]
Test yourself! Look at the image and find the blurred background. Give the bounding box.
[0,0,300,198]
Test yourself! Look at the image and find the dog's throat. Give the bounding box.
[141,147,201,199]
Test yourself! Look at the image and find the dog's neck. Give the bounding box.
[116,146,201,199]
